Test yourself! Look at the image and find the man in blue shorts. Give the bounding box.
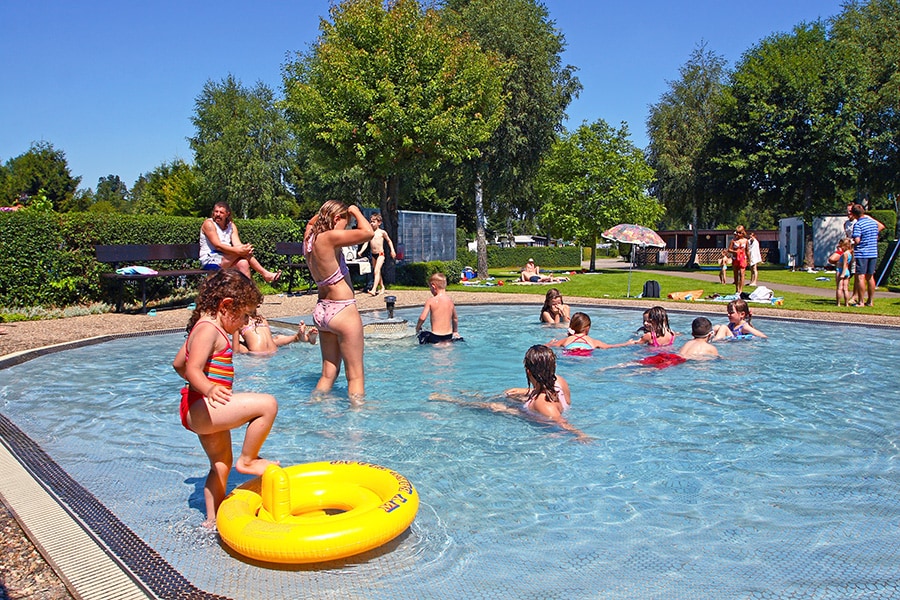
[850,203,885,307]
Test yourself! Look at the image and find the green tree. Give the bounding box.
[0,141,81,211]
[714,23,857,221]
[830,0,900,204]
[282,0,507,280]
[130,159,202,216]
[535,120,661,271]
[190,75,297,219]
[93,175,129,213]
[646,43,728,267]
[442,0,580,276]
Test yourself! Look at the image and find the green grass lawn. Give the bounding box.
[433,265,900,317]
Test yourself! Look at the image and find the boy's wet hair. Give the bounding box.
[691,317,712,338]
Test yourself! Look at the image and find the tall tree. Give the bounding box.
[190,75,297,219]
[0,141,81,211]
[646,43,728,267]
[535,120,661,271]
[830,0,900,204]
[282,0,507,281]
[442,0,580,276]
[714,23,857,221]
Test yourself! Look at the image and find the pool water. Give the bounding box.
[2,304,900,599]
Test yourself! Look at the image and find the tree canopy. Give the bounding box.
[282,0,508,245]
[536,120,660,270]
[189,75,297,219]
[0,141,81,211]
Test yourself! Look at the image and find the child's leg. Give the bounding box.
[836,278,842,305]
[231,392,279,475]
[196,430,234,526]
[373,254,386,293]
[316,331,342,393]
[329,306,366,401]
[190,392,278,475]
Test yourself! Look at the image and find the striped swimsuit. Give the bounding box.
[179,321,234,431]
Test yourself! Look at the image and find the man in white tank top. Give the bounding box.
[199,201,281,283]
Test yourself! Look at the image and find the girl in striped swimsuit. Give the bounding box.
[173,269,279,528]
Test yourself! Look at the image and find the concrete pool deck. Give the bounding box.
[1,287,899,599]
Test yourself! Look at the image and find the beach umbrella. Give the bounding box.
[602,224,666,297]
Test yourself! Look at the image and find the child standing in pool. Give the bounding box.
[546,312,632,354]
[712,299,767,340]
[416,272,463,344]
[172,269,279,527]
[631,306,676,347]
[540,288,570,325]
[232,314,318,355]
[828,238,854,306]
[304,200,374,402]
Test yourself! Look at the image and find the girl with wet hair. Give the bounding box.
[632,306,676,347]
[540,288,570,324]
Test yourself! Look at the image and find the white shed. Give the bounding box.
[813,215,847,267]
[778,217,805,268]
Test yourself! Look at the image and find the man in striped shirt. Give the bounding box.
[850,203,885,307]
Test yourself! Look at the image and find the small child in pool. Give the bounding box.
[546,312,631,355]
[678,317,720,359]
[233,314,318,355]
[172,269,279,527]
[631,306,676,347]
[712,299,767,340]
[540,288,570,325]
[416,272,463,344]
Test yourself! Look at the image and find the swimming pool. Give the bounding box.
[2,304,899,599]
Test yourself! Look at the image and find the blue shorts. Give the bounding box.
[855,256,877,275]
[201,263,221,271]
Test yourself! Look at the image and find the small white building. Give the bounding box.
[813,215,847,267]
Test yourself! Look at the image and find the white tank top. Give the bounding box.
[199,220,233,265]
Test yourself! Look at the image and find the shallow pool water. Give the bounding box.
[2,304,900,599]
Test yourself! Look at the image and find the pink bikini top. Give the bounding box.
[305,234,351,287]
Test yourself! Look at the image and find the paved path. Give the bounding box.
[586,258,900,300]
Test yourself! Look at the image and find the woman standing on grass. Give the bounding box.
[728,225,749,295]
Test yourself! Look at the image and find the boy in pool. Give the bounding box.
[679,317,720,359]
[416,272,463,344]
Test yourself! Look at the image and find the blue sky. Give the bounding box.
[1,0,846,193]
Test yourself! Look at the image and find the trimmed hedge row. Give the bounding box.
[0,211,303,308]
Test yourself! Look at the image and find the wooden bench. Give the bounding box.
[275,242,313,295]
[95,243,207,313]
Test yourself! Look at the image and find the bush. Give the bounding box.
[0,211,304,309]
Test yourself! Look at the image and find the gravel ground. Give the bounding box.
[1,288,898,599]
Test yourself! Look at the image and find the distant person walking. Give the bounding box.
[850,203,885,307]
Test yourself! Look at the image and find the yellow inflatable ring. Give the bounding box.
[216,460,419,564]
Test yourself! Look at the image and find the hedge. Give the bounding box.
[0,211,303,309]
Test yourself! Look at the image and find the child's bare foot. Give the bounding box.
[236,456,279,476]
[296,321,318,345]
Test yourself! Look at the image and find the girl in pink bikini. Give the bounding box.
[546,312,632,355]
[303,200,374,402]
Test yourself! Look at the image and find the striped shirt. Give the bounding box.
[852,216,880,259]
